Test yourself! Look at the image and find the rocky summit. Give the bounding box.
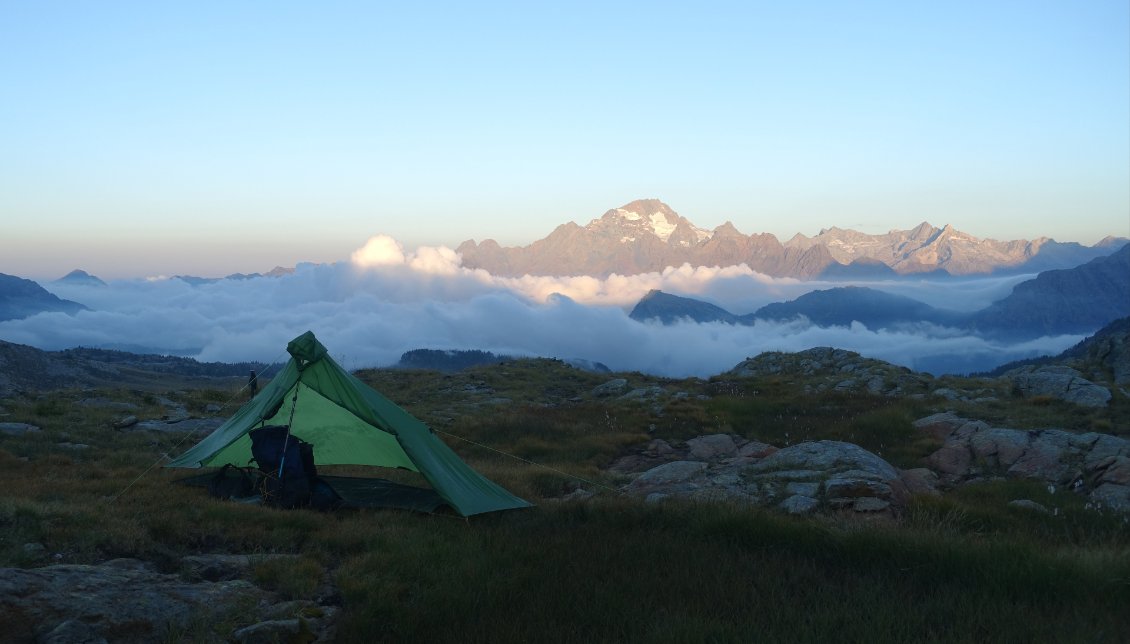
[456,199,1123,278]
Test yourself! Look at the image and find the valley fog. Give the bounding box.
[0,237,1081,377]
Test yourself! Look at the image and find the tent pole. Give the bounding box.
[277,384,301,479]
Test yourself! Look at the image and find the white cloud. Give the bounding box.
[350,235,405,267]
[2,235,1080,378]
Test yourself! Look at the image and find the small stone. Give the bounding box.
[0,422,41,436]
[205,403,222,413]
[1007,499,1050,514]
[779,495,819,514]
[113,415,139,429]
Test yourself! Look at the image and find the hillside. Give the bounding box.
[752,286,965,328]
[0,273,87,321]
[1,337,1128,641]
[629,290,740,324]
[0,339,274,396]
[970,244,1130,337]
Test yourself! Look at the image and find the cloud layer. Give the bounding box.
[1,236,1080,378]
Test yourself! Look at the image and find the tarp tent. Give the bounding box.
[167,331,532,517]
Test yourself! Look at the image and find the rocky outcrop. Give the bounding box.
[619,434,912,516]
[727,347,932,397]
[1007,365,1112,407]
[612,416,1130,516]
[0,556,338,643]
[915,412,1130,511]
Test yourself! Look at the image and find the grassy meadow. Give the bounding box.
[1,360,1128,642]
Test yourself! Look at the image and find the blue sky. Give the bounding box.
[2,1,1128,279]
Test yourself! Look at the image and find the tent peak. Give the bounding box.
[287,331,328,369]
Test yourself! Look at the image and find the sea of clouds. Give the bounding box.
[1,235,1083,378]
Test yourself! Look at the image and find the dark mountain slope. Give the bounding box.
[0,273,87,321]
[629,290,739,324]
[750,286,965,329]
[970,244,1130,338]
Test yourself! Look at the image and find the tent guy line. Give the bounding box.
[433,427,628,497]
[105,347,293,506]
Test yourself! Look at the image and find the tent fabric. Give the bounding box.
[166,331,532,517]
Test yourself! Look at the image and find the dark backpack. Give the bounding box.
[249,425,318,508]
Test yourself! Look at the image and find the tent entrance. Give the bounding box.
[175,469,451,514]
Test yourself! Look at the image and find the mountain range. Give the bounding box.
[458,199,1124,278]
[631,244,1130,340]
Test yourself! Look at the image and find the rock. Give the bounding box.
[1091,484,1130,512]
[0,562,274,642]
[685,435,737,460]
[926,444,972,482]
[851,497,890,512]
[231,618,313,644]
[1006,432,1073,482]
[824,474,892,500]
[1097,456,1130,486]
[620,386,664,401]
[134,418,226,433]
[898,468,940,497]
[779,495,819,514]
[1085,434,1130,470]
[55,442,89,450]
[969,429,1030,469]
[560,488,594,502]
[630,461,709,486]
[784,482,820,497]
[0,422,40,436]
[113,415,138,429]
[181,554,298,583]
[591,379,628,396]
[748,441,899,481]
[1007,499,1050,514]
[643,439,674,457]
[41,619,108,644]
[736,441,777,458]
[79,398,138,411]
[1009,365,1112,407]
[912,413,962,441]
[918,414,1130,513]
[21,543,47,560]
[205,403,222,413]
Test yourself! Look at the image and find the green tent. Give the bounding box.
[167,331,532,517]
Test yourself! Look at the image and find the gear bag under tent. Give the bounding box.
[166,331,532,517]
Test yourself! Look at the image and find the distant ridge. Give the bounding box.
[54,269,107,286]
[970,244,1130,338]
[630,290,739,325]
[0,273,87,322]
[457,199,1125,279]
[173,266,295,286]
[630,247,1130,342]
